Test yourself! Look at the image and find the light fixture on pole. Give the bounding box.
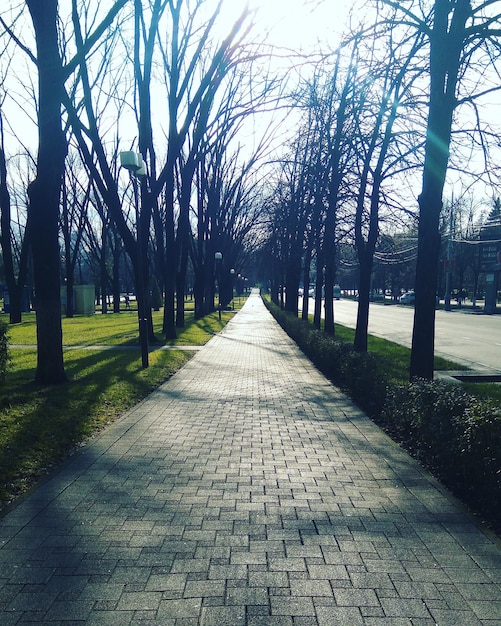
[230,269,235,310]
[120,151,142,173]
[214,252,222,320]
[120,150,149,368]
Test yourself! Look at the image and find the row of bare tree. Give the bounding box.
[0,0,278,383]
[0,1,500,385]
[262,0,501,380]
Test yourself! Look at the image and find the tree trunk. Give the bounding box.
[26,0,67,384]
[324,174,340,336]
[7,285,25,324]
[112,240,121,313]
[100,222,108,314]
[354,250,372,352]
[284,256,301,314]
[0,130,30,324]
[410,0,469,380]
[162,200,177,339]
[410,187,443,379]
[313,251,323,330]
[301,246,311,321]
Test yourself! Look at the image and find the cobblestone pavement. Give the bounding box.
[1,291,500,625]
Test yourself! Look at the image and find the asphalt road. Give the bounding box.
[307,298,501,372]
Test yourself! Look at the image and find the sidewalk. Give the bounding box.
[0,291,500,625]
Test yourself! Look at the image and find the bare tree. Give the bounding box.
[351,20,425,351]
[194,111,270,317]
[152,0,254,337]
[0,112,32,324]
[21,0,68,383]
[1,0,130,382]
[378,0,501,379]
[66,0,153,360]
[60,153,92,318]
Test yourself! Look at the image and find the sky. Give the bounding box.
[246,0,353,50]
[1,0,355,149]
[240,0,501,208]
[2,0,498,208]
[214,0,358,162]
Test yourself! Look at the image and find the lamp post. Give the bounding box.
[214,251,222,320]
[230,268,235,310]
[120,151,149,368]
[444,204,453,312]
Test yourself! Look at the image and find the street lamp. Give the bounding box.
[215,251,222,320]
[230,268,235,310]
[120,151,149,368]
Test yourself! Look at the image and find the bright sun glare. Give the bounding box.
[246,0,353,49]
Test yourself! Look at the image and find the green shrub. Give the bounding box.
[0,319,10,383]
[456,400,501,514]
[381,379,501,523]
[339,349,387,417]
[382,380,469,461]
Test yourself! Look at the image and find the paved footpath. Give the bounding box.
[1,292,500,625]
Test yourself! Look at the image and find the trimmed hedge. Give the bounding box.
[264,298,501,533]
[383,380,500,524]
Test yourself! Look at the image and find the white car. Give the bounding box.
[399,291,415,305]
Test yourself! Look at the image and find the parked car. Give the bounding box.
[399,291,415,305]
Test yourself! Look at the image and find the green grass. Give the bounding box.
[305,305,498,405]
[0,308,236,512]
[7,309,233,347]
[334,322,501,403]
[332,322,462,383]
[462,381,501,406]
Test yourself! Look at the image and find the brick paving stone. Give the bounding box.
[466,600,501,620]
[333,587,380,608]
[427,608,484,625]
[225,585,269,606]
[43,598,95,621]
[156,597,202,620]
[247,617,293,626]
[184,580,225,599]
[116,591,163,611]
[289,580,333,597]
[248,571,289,588]
[270,595,316,616]
[200,605,246,625]
[316,605,365,625]
[86,611,137,626]
[1,291,501,624]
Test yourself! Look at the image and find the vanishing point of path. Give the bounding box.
[0,291,500,625]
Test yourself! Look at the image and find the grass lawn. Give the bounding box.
[333,322,465,383]
[7,308,227,347]
[333,320,501,405]
[0,308,236,512]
